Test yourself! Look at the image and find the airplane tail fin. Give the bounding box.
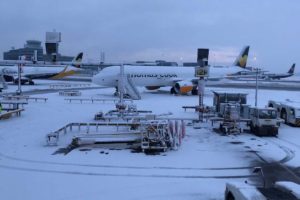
[72,52,83,68]
[288,63,295,74]
[233,46,250,68]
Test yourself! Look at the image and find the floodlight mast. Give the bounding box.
[116,64,127,118]
[196,49,209,122]
[16,56,24,95]
[255,67,259,107]
[119,64,124,104]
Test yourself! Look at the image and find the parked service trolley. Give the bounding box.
[140,120,185,152]
[213,91,247,114]
[268,100,300,127]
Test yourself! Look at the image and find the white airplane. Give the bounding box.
[92,46,250,95]
[228,63,296,81]
[261,63,296,80]
[0,53,83,85]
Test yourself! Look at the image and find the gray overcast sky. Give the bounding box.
[0,0,299,72]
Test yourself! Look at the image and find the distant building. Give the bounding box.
[129,60,178,66]
[183,62,198,67]
[3,40,44,61]
[43,54,73,62]
[43,31,73,62]
[3,31,73,62]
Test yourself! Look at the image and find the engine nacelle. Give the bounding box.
[145,86,161,90]
[3,75,14,82]
[174,81,194,94]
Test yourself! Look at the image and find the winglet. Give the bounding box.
[72,52,83,68]
[288,63,296,74]
[233,46,250,68]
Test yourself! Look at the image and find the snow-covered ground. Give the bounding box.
[0,81,300,200]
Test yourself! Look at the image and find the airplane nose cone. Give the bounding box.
[92,75,99,84]
[92,73,105,86]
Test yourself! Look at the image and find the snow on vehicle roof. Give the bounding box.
[275,100,300,108]
[212,90,248,95]
[226,182,267,200]
[275,182,300,199]
[252,106,277,110]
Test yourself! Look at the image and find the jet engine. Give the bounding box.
[171,81,194,94]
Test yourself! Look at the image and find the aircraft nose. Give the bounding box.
[92,73,104,85]
[92,75,99,84]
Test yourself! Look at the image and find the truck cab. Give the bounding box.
[249,107,278,136]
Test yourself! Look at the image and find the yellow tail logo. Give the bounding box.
[238,55,248,68]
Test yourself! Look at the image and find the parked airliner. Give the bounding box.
[0,53,83,85]
[261,63,296,80]
[92,46,250,95]
[228,63,296,80]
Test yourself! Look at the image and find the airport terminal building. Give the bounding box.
[3,31,73,62]
[3,40,44,61]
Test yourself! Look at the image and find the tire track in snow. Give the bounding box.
[0,152,252,171]
[261,137,296,164]
[0,164,257,179]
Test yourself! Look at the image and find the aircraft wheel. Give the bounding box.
[191,88,198,95]
[170,87,177,94]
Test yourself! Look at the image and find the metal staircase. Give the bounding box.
[123,75,141,100]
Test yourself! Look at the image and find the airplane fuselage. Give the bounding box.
[262,73,293,80]
[92,65,244,87]
[0,65,80,81]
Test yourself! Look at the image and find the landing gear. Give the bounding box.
[13,79,34,85]
[170,87,177,95]
[13,79,24,85]
[114,87,119,96]
[191,88,198,95]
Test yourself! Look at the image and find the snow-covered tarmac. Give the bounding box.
[0,81,300,200]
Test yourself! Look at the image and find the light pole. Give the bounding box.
[255,67,259,107]
[196,49,209,122]
[253,56,258,107]
[16,56,24,95]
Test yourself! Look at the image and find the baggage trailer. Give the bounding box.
[268,100,300,127]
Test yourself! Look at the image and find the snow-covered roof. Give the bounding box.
[275,100,300,108]
[226,182,267,200]
[275,181,300,199]
[212,90,248,95]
